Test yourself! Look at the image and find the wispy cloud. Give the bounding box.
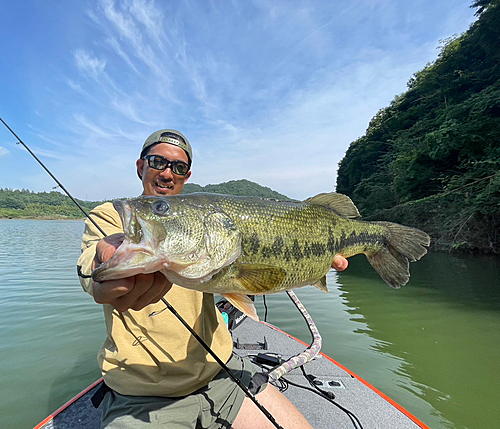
[90,0,170,78]
[104,37,140,74]
[0,0,477,200]
[0,146,9,156]
[74,49,107,79]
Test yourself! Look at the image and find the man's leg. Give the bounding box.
[232,384,313,429]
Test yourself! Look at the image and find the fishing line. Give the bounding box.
[159,298,283,428]
[0,117,106,237]
[0,118,283,429]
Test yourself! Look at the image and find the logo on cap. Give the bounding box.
[159,135,186,148]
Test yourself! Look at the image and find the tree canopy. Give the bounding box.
[181,179,289,199]
[0,188,103,219]
[336,0,500,252]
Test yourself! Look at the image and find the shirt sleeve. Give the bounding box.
[77,202,123,295]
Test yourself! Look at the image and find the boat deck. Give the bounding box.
[232,317,423,429]
[37,316,426,428]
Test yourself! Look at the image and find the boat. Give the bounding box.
[35,302,428,429]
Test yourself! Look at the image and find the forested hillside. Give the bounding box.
[0,180,289,219]
[336,0,500,253]
[181,179,289,199]
[0,189,102,219]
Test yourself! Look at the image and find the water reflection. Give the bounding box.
[1,220,499,429]
[336,253,500,429]
[0,220,105,428]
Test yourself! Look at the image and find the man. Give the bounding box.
[78,129,349,428]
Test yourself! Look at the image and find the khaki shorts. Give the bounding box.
[100,354,267,428]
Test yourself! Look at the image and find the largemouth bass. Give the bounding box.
[92,193,430,320]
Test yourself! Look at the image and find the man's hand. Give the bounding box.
[92,233,172,312]
[93,272,172,312]
[332,254,348,271]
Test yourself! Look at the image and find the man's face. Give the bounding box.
[136,143,191,196]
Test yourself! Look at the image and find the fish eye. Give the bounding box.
[152,200,169,215]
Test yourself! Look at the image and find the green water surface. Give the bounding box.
[0,220,499,428]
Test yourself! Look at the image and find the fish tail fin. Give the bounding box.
[366,222,430,288]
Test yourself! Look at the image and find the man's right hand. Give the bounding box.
[91,233,172,312]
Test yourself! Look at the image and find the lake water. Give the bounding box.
[0,219,499,428]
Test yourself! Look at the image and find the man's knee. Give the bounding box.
[233,385,312,429]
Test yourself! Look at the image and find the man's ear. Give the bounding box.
[136,158,144,180]
[184,170,191,183]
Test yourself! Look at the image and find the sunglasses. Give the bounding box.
[142,155,190,176]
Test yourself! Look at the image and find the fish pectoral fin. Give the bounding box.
[233,263,287,293]
[305,193,361,219]
[221,293,259,321]
[311,275,328,292]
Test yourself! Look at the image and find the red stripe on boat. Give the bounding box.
[261,321,430,429]
[33,378,104,429]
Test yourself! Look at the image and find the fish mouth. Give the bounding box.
[91,241,161,282]
[91,199,166,282]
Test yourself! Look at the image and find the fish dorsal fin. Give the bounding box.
[305,193,361,219]
[233,263,287,293]
[221,293,259,321]
[311,275,328,292]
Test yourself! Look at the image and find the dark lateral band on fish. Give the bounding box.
[92,192,431,321]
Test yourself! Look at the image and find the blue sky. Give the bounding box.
[0,0,477,201]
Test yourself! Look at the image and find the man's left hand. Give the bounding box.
[332,254,348,271]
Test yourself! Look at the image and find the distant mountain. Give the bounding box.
[0,180,289,219]
[0,188,102,219]
[181,179,290,200]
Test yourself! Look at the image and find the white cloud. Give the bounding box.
[2,0,476,200]
[95,0,169,77]
[74,49,107,79]
[0,146,9,156]
[104,37,140,74]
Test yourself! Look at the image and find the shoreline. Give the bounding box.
[2,217,498,255]
[0,217,86,221]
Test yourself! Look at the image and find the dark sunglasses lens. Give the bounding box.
[146,156,189,175]
[148,156,167,170]
[172,162,189,175]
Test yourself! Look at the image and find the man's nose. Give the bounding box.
[159,167,174,179]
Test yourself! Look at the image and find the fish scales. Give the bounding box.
[92,192,430,320]
[205,196,389,294]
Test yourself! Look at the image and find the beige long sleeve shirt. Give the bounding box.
[77,202,233,397]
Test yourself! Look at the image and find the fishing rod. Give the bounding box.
[0,117,283,429]
[0,117,107,237]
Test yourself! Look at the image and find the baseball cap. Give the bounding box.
[141,129,193,164]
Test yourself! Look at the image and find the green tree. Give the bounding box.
[336,0,500,252]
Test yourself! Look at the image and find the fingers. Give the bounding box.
[93,277,135,304]
[93,272,173,312]
[332,254,348,271]
[149,272,173,304]
[124,272,172,311]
